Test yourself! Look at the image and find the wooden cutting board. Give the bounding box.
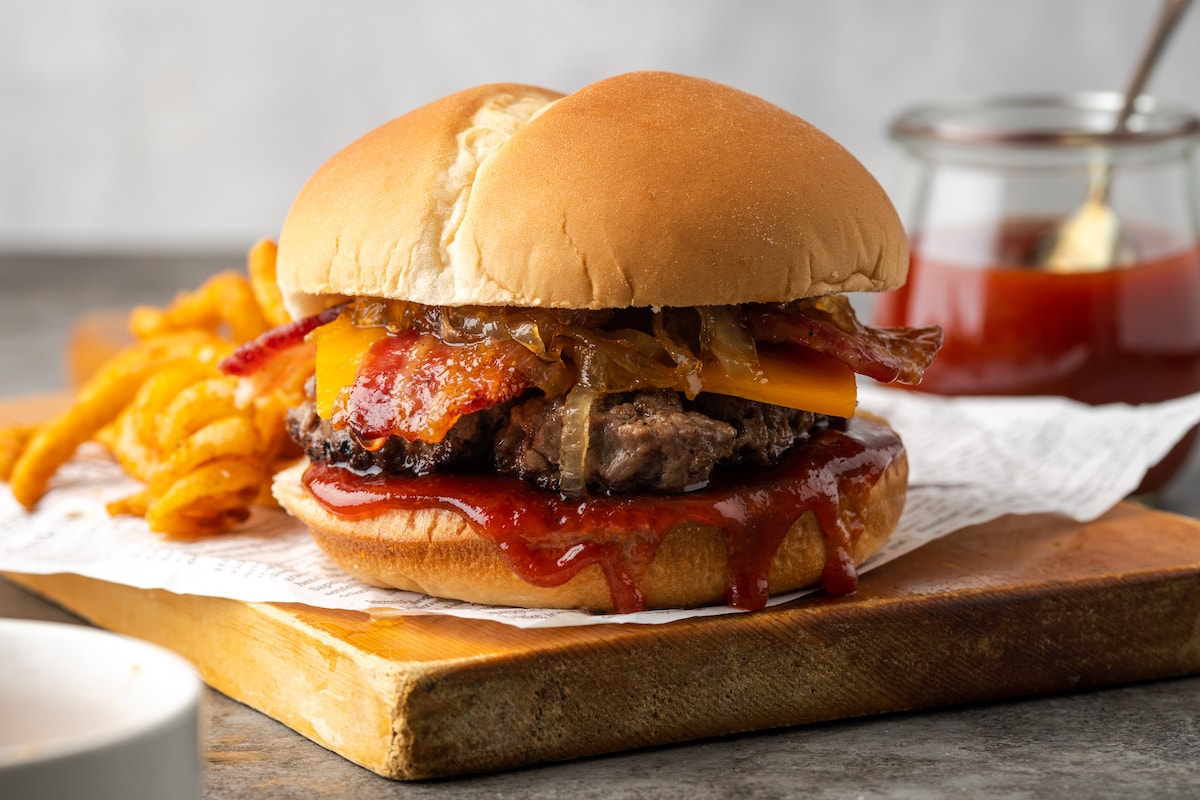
[5,396,1200,779]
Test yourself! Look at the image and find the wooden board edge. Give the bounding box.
[384,567,1200,778]
[3,572,423,777]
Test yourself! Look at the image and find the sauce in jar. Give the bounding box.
[884,93,1200,493]
[874,219,1200,489]
[875,220,1200,401]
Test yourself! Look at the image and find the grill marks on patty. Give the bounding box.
[287,385,822,493]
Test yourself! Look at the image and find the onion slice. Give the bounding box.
[557,384,597,496]
[697,306,764,383]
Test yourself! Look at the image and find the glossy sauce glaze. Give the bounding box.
[303,417,904,613]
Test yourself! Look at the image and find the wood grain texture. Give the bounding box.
[7,502,1200,779]
[4,391,1200,779]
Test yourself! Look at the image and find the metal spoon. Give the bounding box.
[1036,0,1194,272]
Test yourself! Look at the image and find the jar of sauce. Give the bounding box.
[874,93,1200,492]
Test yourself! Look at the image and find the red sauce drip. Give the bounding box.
[302,417,903,613]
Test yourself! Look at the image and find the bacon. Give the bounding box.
[344,331,546,446]
[745,297,943,385]
[219,303,346,377]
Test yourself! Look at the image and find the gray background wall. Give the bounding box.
[4,0,1200,253]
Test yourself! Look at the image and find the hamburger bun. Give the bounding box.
[273,438,907,612]
[276,71,908,317]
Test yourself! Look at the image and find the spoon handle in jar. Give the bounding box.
[1114,0,1193,132]
[1090,0,1193,203]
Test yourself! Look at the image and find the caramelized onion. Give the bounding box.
[505,317,549,357]
[697,305,764,383]
[652,312,703,397]
[563,328,689,394]
[557,385,598,496]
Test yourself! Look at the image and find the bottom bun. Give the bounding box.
[272,431,908,613]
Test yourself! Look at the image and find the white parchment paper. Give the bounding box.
[3,384,1200,628]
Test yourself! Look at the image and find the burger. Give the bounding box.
[231,71,942,613]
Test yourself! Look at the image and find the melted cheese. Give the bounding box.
[699,346,857,418]
[311,316,386,418]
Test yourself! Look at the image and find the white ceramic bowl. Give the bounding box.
[0,619,203,800]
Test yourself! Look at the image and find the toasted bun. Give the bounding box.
[277,71,908,317]
[272,440,907,612]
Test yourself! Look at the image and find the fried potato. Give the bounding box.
[105,489,150,519]
[247,239,290,328]
[8,331,229,509]
[155,378,241,453]
[130,271,270,344]
[101,360,222,483]
[102,371,283,538]
[0,424,37,482]
[151,416,262,491]
[145,459,265,539]
[6,239,312,538]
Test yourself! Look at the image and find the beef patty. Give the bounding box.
[287,386,823,494]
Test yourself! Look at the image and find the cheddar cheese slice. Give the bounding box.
[698,345,857,418]
[311,315,386,419]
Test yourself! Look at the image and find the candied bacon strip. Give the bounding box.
[219,302,347,376]
[345,331,547,445]
[745,297,943,385]
[343,330,418,449]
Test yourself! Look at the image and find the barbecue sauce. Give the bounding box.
[302,417,903,613]
[874,221,1200,404]
[874,220,1200,491]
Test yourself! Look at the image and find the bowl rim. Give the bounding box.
[0,618,202,770]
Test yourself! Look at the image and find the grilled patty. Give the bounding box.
[287,386,824,493]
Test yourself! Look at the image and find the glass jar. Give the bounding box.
[873,93,1200,491]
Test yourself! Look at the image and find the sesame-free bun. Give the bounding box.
[276,71,908,317]
[271,443,907,612]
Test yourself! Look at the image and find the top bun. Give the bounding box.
[277,71,908,317]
